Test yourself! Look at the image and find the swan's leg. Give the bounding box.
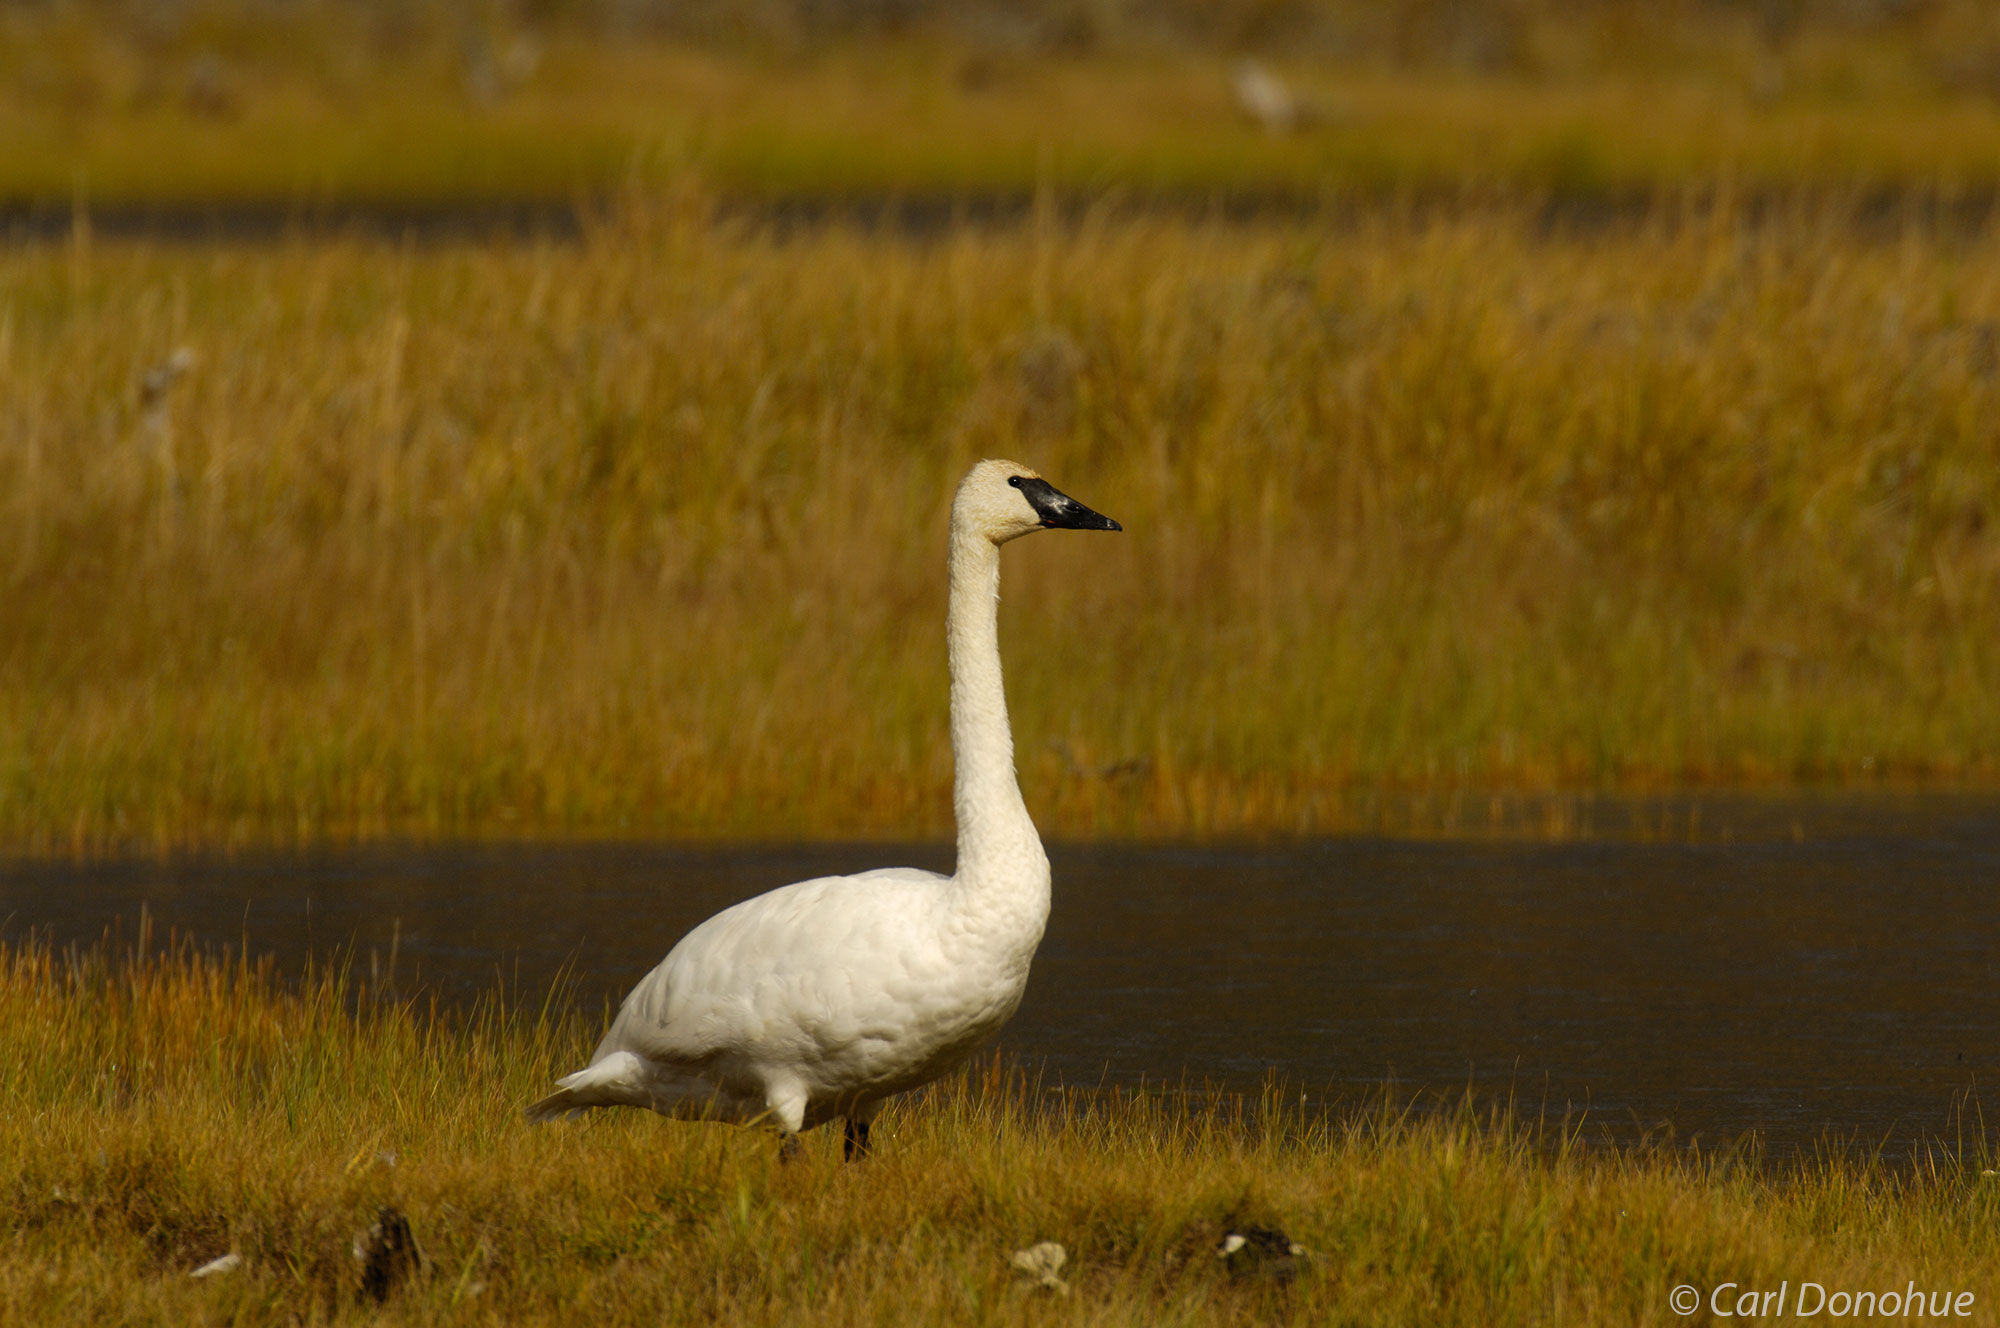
[764,1071,811,1163]
[842,1099,880,1162]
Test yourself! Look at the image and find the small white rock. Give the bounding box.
[190,1252,242,1279]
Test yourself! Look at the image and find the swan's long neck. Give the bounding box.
[946,523,1049,895]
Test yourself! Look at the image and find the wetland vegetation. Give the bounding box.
[11,0,2000,206]
[4,192,1997,850]
[7,6,2000,1320]
[5,939,1999,1324]
[6,1,1999,851]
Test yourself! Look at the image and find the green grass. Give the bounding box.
[4,938,1998,1324]
[3,194,1998,851]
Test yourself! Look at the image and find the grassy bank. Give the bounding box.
[3,939,1997,1324]
[3,195,1998,850]
[11,3,2000,206]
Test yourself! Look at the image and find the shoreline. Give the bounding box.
[4,783,1999,861]
[3,939,1996,1322]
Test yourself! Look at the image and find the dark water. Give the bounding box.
[10,189,1999,247]
[5,794,1998,1157]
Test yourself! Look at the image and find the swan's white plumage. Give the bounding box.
[526,460,1118,1140]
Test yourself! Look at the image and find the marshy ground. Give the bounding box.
[7,4,2000,1322]
[6,3,1999,850]
[4,193,1997,850]
[6,940,2000,1325]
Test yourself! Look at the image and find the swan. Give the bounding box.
[525,460,1121,1159]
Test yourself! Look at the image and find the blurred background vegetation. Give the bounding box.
[2,2,1998,850]
[10,0,2000,203]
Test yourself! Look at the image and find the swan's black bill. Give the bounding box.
[1016,477,1122,531]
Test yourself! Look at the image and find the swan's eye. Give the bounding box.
[1008,476,1024,488]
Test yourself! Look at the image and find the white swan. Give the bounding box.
[526,460,1120,1158]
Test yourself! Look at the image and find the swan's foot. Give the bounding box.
[778,1133,805,1164]
[842,1117,871,1162]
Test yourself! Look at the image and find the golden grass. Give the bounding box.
[2,194,1998,851]
[10,5,2000,205]
[4,938,1997,1324]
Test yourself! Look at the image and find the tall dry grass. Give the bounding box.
[4,937,1997,1324]
[2,195,1997,850]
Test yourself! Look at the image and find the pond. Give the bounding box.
[6,793,1997,1158]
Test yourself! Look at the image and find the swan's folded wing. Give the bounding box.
[593,867,951,1064]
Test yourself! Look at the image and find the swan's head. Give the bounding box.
[954,459,1122,544]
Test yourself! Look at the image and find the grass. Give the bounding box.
[3,192,1998,851]
[4,936,1998,1324]
[6,4,2000,854]
[10,4,2000,206]
[11,9,1994,1320]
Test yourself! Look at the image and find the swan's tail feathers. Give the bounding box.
[523,1051,646,1124]
[522,1086,588,1124]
